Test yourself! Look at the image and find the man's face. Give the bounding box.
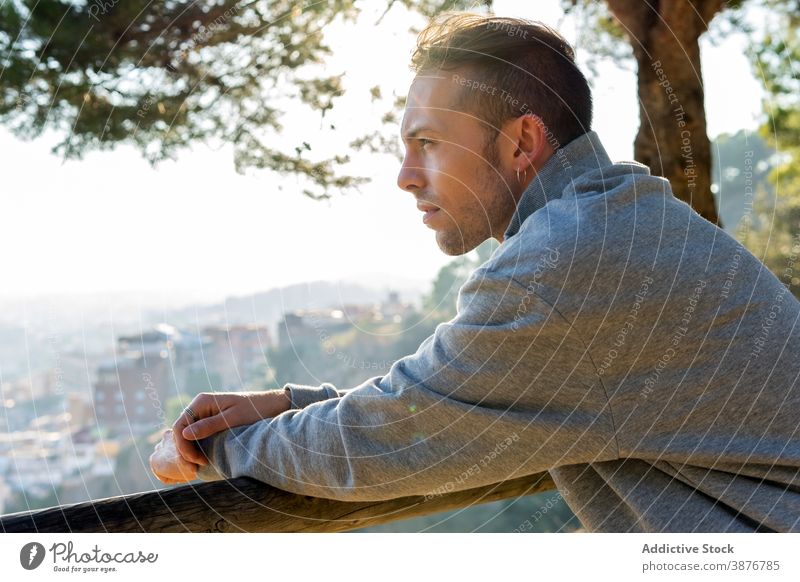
[397,70,517,256]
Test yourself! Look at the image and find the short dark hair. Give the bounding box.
[410,12,593,149]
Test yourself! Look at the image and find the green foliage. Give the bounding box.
[745,3,800,298]
[0,0,489,199]
[560,0,633,75]
[423,238,498,320]
[267,239,498,390]
[423,255,474,319]
[0,1,359,198]
[711,129,776,235]
[561,1,754,73]
[165,393,194,426]
[267,310,440,390]
[755,11,800,171]
[357,489,581,532]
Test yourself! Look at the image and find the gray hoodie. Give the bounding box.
[196,130,800,533]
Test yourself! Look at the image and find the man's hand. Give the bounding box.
[149,428,199,485]
[171,390,292,466]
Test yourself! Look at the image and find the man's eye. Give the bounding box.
[419,138,435,148]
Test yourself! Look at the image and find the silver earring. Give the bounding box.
[516,168,520,184]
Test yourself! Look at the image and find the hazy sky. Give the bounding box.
[0,0,764,306]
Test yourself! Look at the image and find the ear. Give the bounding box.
[515,113,553,172]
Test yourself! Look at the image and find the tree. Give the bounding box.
[563,0,759,226]
[0,0,483,199]
[568,0,797,294]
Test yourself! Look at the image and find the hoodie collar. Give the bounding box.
[503,130,611,240]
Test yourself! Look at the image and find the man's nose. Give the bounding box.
[397,157,425,193]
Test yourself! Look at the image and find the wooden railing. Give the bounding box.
[0,472,556,533]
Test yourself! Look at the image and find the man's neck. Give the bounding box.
[502,130,610,241]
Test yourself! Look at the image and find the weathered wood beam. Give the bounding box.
[1,472,556,533]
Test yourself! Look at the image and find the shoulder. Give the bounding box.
[566,159,667,203]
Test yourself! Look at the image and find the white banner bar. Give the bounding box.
[2,533,799,581]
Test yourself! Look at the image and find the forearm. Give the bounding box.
[192,383,346,483]
[193,265,616,499]
[194,362,612,502]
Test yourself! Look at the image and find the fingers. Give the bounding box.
[149,451,159,478]
[170,393,218,438]
[184,392,226,421]
[172,410,191,436]
[170,393,229,465]
[150,433,199,484]
[181,413,231,441]
[172,423,209,466]
[157,475,186,485]
[150,451,173,484]
[175,458,199,481]
[171,413,203,465]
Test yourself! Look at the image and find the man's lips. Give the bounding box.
[416,201,441,225]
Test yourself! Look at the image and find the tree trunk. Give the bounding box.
[606,0,723,225]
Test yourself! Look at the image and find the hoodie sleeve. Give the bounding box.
[194,263,618,500]
[284,382,354,409]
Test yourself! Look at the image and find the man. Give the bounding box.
[150,12,800,532]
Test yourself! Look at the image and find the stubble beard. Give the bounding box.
[435,137,515,256]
